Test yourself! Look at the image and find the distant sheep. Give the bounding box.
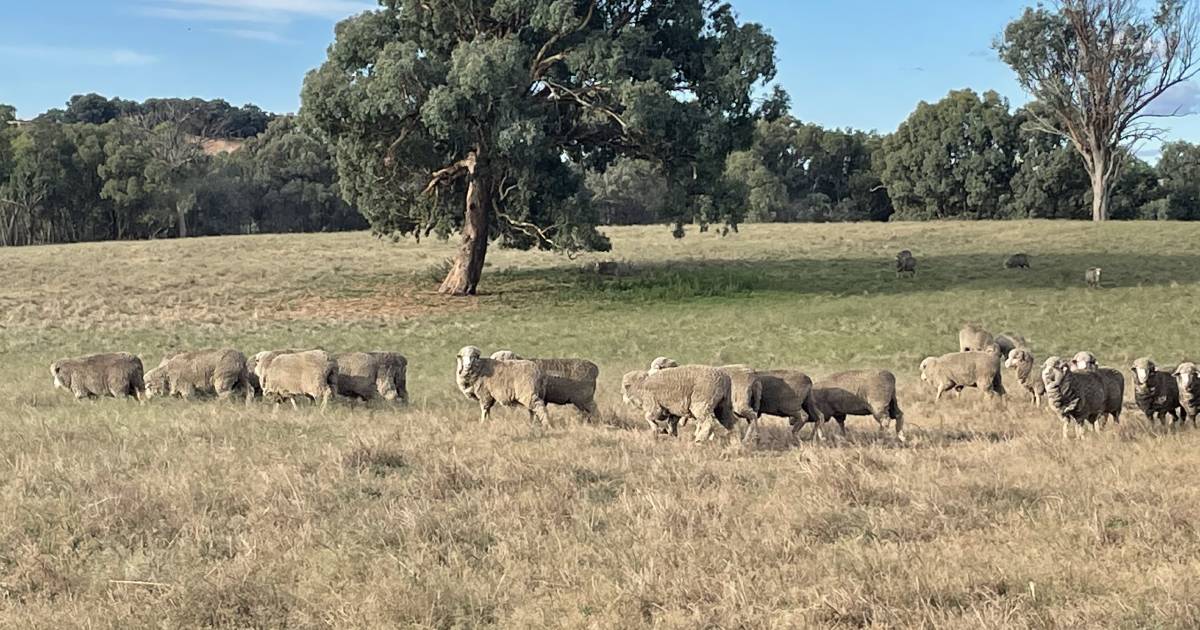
[1043,356,1109,438]
[958,324,995,353]
[50,352,144,400]
[145,348,252,402]
[1004,253,1031,269]
[456,346,549,426]
[622,365,735,443]
[492,350,600,419]
[255,350,337,410]
[1174,363,1200,428]
[1004,348,1046,406]
[334,352,408,403]
[1086,267,1102,289]
[1130,358,1182,427]
[920,351,1005,400]
[806,370,905,442]
[895,251,917,278]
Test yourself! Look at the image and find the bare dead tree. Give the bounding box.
[998,0,1200,220]
[125,103,209,237]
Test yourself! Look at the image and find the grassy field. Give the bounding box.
[4,221,1200,628]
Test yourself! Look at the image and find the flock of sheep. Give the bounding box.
[896,251,1103,289]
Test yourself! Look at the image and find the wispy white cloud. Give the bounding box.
[215,28,293,44]
[1145,81,1200,116]
[0,45,159,67]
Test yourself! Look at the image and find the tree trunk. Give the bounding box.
[439,164,491,296]
[176,200,189,238]
[1089,167,1110,222]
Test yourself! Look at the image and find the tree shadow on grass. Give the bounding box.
[485,253,1200,302]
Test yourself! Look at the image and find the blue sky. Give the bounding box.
[2,0,1197,154]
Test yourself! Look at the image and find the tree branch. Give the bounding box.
[422,152,478,195]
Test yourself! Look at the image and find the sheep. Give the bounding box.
[1004,253,1031,269]
[920,351,1005,401]
[255,350,337,410]
[1173,363,1200,428]
[958,324,995,353]
[895,250,917,278]
[1069,351,1125,427]
[333,352,409,403]
[456,346,550,427]
[491,350,600,419]
[1086,267,1102,288]
[647,358,762,441]
[1004,348,1046,405]
[993,334,1028,361]
[621,365,736,443]
[50,352,145,400]
[1042,356,1109,439]
[144,348,252,402]
[804,370,905,442]
[1130,358,1183,427]
[754,369,825,443]
[246,348,302,396]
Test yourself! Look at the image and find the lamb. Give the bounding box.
[895,250,917,278]
[920,351,1005,400]
[805,370,905,442]
[491,350,600,418]
[1042,357,1109,438]
[255,350,337,410]
[647,358,762,441]
[958,324,995,353]
[333,352,408,403]
[1130,358,1182,427]
[456,346,550,427]
[1004,348,1046,405]
[1004,253,1031,269]
[621,365,736,443]
[50,352,145,400]
[1069,351,1124,427]
[1086,267,1102,289]
[144,348,253,402]
[1173,363,1200,427]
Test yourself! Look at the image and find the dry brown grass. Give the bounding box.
[4,222,1200,627]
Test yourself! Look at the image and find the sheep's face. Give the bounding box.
[1175,363,1199,391]
[1071,352,1097,372]
[143,368,168,399]
[621,371,648,407]
[1005,349,1031,370]
[1131,358,1156,386]
[50,361,67,390]
[1042,357,1069,388]
[919,358,934,382]
[648,357,677,373]
[455,346,482,393]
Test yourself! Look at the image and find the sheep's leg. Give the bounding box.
[290,397,299,411]
[742,416,760,446]
[479,400,494,424]
[531,399,551,429]
[692,413,719,444]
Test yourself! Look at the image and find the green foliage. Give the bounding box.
[1155,141,1200,220]
[584,157,668,225]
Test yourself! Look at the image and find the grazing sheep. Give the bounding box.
[1005,253,1031,269]
[334,352,409,403]
[959,324,995,353]
[621,365,736,443]
[256,350,337,410]
[145,348,252,402]
[456,346,550,427]
[1069,352,1125,427]
[50,352,145,400]
[491,350,600,418]
[993,334,1028,361]
[1086,267,1102,288]
[1130,358,1182,427]
[1042,357,1109,439]
[896,251,917,278]
[1004,348,1046,405]
[1174,363,1200,427]
[920,351,1005,400]
[806,370,905,442]
[754,369,825,442]
[647,358,762,441]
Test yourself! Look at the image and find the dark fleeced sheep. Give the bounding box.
[1130,358,1182,427]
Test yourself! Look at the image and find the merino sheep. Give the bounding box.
[1004,348,1046,405]
[256,350,337,410]
[805,370,905,442]
[647,358,762,441]
[920,351,1005,400]
[1130,358,1182,427]
[50,352,145,400]
[1069,352,1124,427]
[1086,267,1102,288]
[1005,253,1031,269]
[754,369,825,442]
[1043,357,1109,439]
[621,365,735,443]
[959,324,995,353]
[457,346,550,427]
[491,350,600,419]
[145,348,252,402]
[896,251,917,278]
[1174,363,1200,427]
[333,352,408,403]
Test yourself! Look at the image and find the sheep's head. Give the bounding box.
[490,350,521,361]
[1005,348,1030,369]
[50,361,67,390]
[648,357,678,373]
[1071,351,1097,372]
[1130,358,1156,386]
[143,367,169,399]
[1175,362,1199,391]
[1042,356,1069,388]
[919,357,936,381]
[621,371,649,407]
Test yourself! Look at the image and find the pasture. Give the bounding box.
[3,221,1200,628]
